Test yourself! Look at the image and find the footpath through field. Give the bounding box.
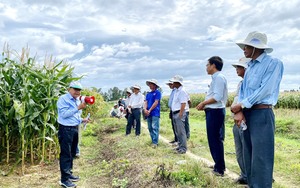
[141,122,239,180]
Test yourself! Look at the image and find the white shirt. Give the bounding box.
[171,86,189,111]
[129,92,144,109]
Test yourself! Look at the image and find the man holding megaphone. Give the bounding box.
[57,81,91,188]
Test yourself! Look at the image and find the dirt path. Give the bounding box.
[141,122,239,181]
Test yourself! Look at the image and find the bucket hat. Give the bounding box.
[236,31,273,53]
[169,75,183,85]
[146,79,160,88]
[131,84,141,90]
[232,57,251,68]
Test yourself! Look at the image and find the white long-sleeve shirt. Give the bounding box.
[129,92,144,109]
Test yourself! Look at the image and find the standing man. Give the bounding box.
[231,57,251,185]
[166,81,178,144]
[196,56,228,176]
[144,79,161,148]
[170,75,189,154]
[231,31,284,187]
[57,82,89,188]
[126,85,144,136]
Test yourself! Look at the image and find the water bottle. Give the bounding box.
[241,120,247,131]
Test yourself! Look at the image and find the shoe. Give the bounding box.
[69,174,80,182]
[234,177,247,185]
[59,180,76,188]
[173,147,180,151]
[74,153,80,158]
[152,144,158,148]
[169,140,176,144]
[176,149,186,154]
[212,169,224,177]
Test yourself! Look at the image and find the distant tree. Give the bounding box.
[108,86,123,101]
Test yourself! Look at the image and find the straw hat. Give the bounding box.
[236,31,273,53]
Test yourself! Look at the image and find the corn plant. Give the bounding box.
[0,46,80,174]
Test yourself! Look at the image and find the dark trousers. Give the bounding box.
[169,110,178,142]
[126,108,141,135]
[58,125,78,182]
[205,108,226,174]
[185,111,190,139]
[243,108,275,188]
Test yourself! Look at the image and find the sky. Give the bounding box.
[1,0,300,96]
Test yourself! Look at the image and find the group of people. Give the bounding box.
[195,31,283,188]
[56,31,283,188]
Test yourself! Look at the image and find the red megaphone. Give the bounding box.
[79,96,95,105]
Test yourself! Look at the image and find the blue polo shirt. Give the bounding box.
[146,89,161,117]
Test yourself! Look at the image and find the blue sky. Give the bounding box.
[1,0,300,95]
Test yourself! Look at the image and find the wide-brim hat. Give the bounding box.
[131,84,141,90]
[69,81,82,90]
[236,31,273,53]
[169,75,183,85]
[232,57,251,68]
[165,80,173,85]
[146,79,160,88]
[126,88,132,94]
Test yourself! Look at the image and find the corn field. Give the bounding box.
[161,92,300,111]
[0,46,80,174]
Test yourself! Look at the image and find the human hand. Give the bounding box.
[196,102,205,111]
[78,102,87,110]
[233,111,245,127]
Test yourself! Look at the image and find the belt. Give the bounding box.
[59,124,78,129]
[247,104,272,110]
[172,110,180,114]
[132,108,141,110]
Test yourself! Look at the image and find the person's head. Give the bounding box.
[126,88,132,97]
[131,85,141,94]
[165,81,174,89]
[114,103,118,109]
[146,79,159,91]
[68,81,82,98]
[206,56,223,75]
[232,57,250,78]
[169,75,183,89]
[236,31,273,59]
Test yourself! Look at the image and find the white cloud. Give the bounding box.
[0,0,299,95]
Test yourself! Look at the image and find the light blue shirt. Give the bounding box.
[57,92,82,126]
[205,71,228,109]
[238,52,284,108]
[168,89,175,108]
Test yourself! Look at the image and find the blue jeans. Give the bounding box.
[58,125,78,182]
[205,108,226,174]
[147,116,160,144]
[233,124,247,181]
[243,108,275,188]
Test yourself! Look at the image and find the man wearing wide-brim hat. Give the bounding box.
[165,81,178,144]
[126,84,144,136]
[231,57,250,185]
[169,75,189,154]
[231,31,284,188]
[144,79,161,148]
